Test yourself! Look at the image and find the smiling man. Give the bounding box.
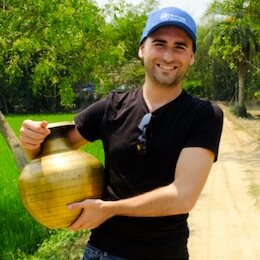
[139,25,195,111]
[20,7,223,260]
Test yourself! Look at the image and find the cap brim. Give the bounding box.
[140,21,196,51]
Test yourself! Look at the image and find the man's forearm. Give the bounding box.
[106,183,192,218]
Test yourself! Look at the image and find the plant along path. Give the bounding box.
[188,116,260,259]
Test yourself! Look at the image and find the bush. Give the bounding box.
[26,229,89,260]
[230,104,248,118]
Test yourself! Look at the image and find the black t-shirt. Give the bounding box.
[74,88,223,259]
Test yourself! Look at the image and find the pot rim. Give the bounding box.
[47,122,75,129]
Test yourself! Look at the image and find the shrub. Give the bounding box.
[230,104,248,118]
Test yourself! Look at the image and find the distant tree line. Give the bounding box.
[0,0,259,116]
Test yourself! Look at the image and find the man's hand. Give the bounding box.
[20,120,51,159]
[68,199,114,231]
[20,120,50,150]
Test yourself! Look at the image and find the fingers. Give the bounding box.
[67,199,104,231]
[68,211,86,231]
[67,201,84,210]
[68,201,90,231]
[20,119,51,150]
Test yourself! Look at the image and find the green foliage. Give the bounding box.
[207,0,259,67]
[1,0,258,111]
[186,25,236,101]
[59,80,75,108]
[22,229,89,260]
[205,0,260,105]
[1,0,106,109]
[0,0,159,111]
[253,91,260,101]
[93,0,159,95]
[183,80,204,98]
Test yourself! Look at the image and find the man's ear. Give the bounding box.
[138,45,144,59]
[189,52,195,66]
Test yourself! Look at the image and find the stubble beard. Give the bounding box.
[148,66,186,88]
[143,57,190,88]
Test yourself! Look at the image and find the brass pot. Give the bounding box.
[19,122,104,229]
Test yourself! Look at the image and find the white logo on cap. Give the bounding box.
[160,12,186,23]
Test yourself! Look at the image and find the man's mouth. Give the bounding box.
[157,64,177,71]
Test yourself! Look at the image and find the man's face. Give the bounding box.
[139,26,195,88]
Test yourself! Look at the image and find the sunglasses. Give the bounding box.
[137,113,152,155]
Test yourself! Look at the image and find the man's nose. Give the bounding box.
[162,48,175,63]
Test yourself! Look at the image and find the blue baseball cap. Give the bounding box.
[140,7,197,52]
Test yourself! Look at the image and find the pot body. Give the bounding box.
[19,122,104,229]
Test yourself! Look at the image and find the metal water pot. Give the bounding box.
[19,122,104,229]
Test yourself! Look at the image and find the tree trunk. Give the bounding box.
[0,93,8,114]
[0,111,28,170]
[237,61,247,106]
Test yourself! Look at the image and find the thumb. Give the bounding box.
[40,121,49,128]
[67,201,85,210]
[40,121,51,135]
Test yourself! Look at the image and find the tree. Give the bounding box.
[0,0,106,110]
[186,25,237,101]
[93,0,159,94]
[0,0,159,111]
[0,111,28,170]
[205,0,260,115]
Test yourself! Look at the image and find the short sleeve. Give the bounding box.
[184,102,223,162]
[74,98,107,142]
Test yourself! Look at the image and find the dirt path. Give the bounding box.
[188,116,260,260]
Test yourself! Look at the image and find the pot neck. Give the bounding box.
[40,137,72,156]
[39,123,75,157]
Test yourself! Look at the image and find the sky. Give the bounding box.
[97,0,214,23]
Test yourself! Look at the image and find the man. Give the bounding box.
[20,7,223,260]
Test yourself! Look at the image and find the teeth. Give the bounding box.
[159,64,175,70]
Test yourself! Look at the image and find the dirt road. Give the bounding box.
[188,116,260,260]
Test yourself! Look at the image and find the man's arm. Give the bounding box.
[68,147,214,230]
[113,147,214,216]
[20,120,87,160]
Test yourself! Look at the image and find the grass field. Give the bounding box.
[0,114,104,259]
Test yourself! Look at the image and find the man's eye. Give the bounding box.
[153,41,165,47]
[154,43,165,48]
[176,45,186,50]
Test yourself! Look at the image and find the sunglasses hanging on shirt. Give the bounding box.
[136,113,152,155]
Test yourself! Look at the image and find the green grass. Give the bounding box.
[0,114,104,259]
[0,133,48,259]
[19,229,90,260]
[5,113,75,133]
